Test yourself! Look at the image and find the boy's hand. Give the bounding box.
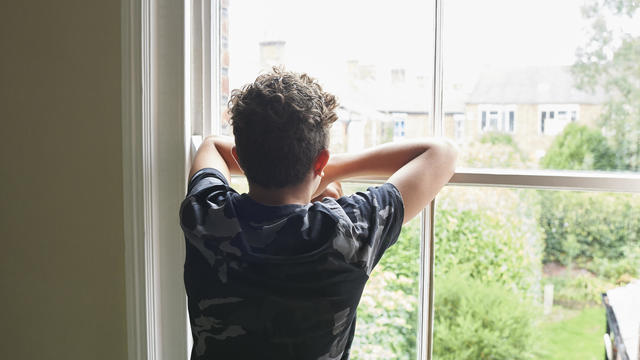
[311,181,343,202]
[315,139,457,224]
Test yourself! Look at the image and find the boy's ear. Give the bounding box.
[313,149,330,175]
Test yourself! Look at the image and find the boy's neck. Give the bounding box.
[248,181,314,206]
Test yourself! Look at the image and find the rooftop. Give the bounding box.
[468,66,607,105]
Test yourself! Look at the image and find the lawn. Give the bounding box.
[539,306,605,360]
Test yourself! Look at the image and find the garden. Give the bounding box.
[352,186,639,359]
[351,125,640,359]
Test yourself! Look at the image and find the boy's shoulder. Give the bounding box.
[181,168,404,270]
[186,167,231,197]
[183,167,404,231]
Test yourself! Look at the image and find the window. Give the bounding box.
[217,1,434,357]
[440,0,640,358]
[393,113,408,140]
[226,0,435,154]
[454,113,465,140]
[122,1,640,360]
[434,185,640,360]
[479,105,516,133]
[391,68,406,84]
[539,104,579,135]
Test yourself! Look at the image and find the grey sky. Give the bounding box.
[228,0,637,92]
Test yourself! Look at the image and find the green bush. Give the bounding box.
[433,270,541,360]
[584,242,640,281]
[544,273,613,307]
[538,123,640,278]
[431,192,544,359]
[540,123,616,171]
[355,186,544,359]
[435,207,537,294]
[539,191,640,266]
[480,132,517,147]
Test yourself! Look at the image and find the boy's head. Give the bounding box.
[229,68,338,188]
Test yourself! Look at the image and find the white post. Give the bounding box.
[544,284,554,315]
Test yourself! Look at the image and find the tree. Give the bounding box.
[540,123,616,170]
[572,0,640,171]
[538,123,640,269]
[538,190,640,264]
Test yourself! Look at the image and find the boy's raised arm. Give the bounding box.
[189,136,244,181]
[320,139,457,224]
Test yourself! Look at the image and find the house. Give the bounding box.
[339,61,466,151]
[450,66,608,160]
[338,64,608,163]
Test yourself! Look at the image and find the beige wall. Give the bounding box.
[442,113,458,140]
[405,113,430,138]
[464,104,480,141]
[579,104,603,128]
[0,1,126,359]
[512,104,552,158]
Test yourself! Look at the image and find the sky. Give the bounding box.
[227,0,638,92]
[228,0,432,92]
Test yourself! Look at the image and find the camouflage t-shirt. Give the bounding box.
[180,168,404,360]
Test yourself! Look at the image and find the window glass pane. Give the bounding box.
[227,0,435,153]
[443,0,640,172]
[349,182,420,359]
[434,186,640,359]
[488,111,498,130]
[509,110,515,132]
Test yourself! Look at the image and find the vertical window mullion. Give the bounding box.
[190,0,203,137]
[419,0,443,359]
[417,200,436,360]
[431,0,444,139]
[202,0,211,136]
[210,0,222,136]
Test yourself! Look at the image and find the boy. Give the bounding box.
[180,68,457,359]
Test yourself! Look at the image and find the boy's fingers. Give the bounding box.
[311,182,343,202]
[324,188,340,199]
[324,182,343,199]
[331,182,344,197]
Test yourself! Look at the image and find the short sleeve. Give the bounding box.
[180,168,236,236]
[335,182,404,273]
[187,167,230,196]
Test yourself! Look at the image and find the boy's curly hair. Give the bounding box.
[229,68,338,188]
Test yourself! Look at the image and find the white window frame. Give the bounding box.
[478,104,517,133]
[538,104,579,135]
[122,1,640,360]
[122,0,191,359]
